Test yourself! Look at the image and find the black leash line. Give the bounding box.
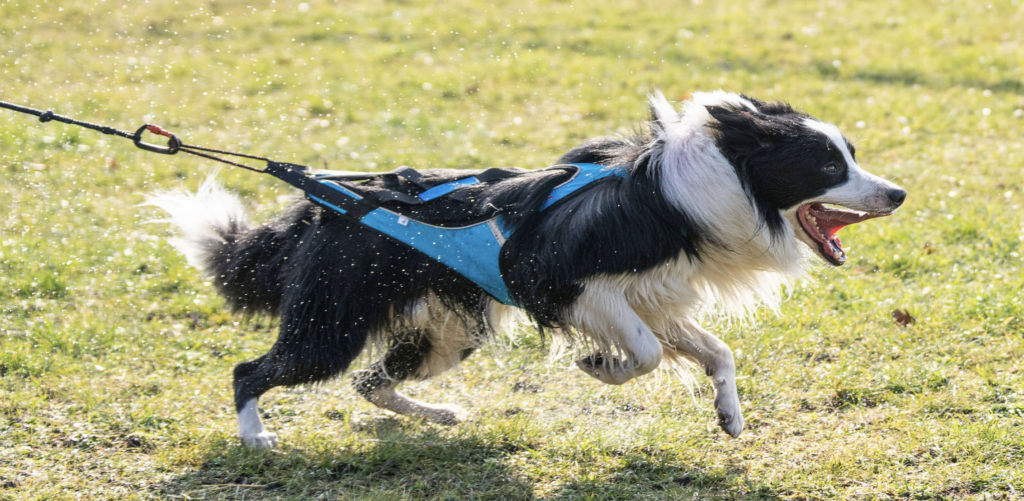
[0,100,270,173]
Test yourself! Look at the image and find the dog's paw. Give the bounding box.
[424,404,469,426]
[576,353,633,385]
[241,431,279,450]
[714,393,744,438]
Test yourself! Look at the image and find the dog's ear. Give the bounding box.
[705,106,781,148]
[648,90,680,135]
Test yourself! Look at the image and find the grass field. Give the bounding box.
[3,0,1024,499]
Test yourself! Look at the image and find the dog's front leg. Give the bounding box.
[667,319,743,437]
[568,282,663,385]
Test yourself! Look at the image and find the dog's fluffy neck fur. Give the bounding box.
[574,91,813,318]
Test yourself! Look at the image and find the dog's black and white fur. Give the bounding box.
[148,91,905,449]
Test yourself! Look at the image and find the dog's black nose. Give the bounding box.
[887,188,906,207]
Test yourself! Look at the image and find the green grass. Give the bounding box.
[2,0,1024,498]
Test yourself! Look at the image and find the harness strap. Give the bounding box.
[314,166,524,206]
[446,190,477,203]
[371,190,428,205]
[473,168,521,183]
[393,166,429,188]
[541,164,625,210]
[265,161,378,219]
[417,177,480,201]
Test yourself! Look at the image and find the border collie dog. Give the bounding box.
[149,91,905,448]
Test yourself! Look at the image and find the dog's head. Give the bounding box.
[650,91,905,267]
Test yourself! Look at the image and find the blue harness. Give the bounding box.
[265,162,624,305]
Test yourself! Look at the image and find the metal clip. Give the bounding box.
[132,124,181,155]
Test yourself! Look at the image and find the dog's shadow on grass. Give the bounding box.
[156,416,782,500]
[544,453,783,500]
[156,417,537,500]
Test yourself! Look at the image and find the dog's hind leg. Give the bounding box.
[234,316,372,449]
[568,280,663,385]
[662,318,743,438]
[233,355,283,449]
[352,331,471,425]
[352,292,488,424]
[233,340,366,449]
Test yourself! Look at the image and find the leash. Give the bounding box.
[0,100,270,173]
[1,99,620,306]
[0,99,528,201]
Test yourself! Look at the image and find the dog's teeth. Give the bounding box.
[808,215,825,236]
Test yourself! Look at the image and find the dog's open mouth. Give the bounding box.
[796,203,890,266]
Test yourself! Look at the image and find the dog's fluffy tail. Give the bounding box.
[146,177,295,314]
[146,176,249,272]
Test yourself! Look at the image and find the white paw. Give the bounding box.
[714,393,744,438]
[425,404,469,426]
[241,431,278,450]
[575,354,634,385]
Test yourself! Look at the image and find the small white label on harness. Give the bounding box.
[397,216,410,226]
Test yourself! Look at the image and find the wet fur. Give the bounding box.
[147,91,904,447]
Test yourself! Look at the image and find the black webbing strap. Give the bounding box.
[447,191,477,203]
[370,167,521,204]
[447,168,520,202]
[265,161,377,219]
[314,166,523,206]
[371,190,427,205]
[473,167,521,183]
[393,166,429,188]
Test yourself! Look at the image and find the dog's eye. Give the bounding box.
[823,164,838,174]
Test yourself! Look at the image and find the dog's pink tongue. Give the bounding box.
[819,220,849,239]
